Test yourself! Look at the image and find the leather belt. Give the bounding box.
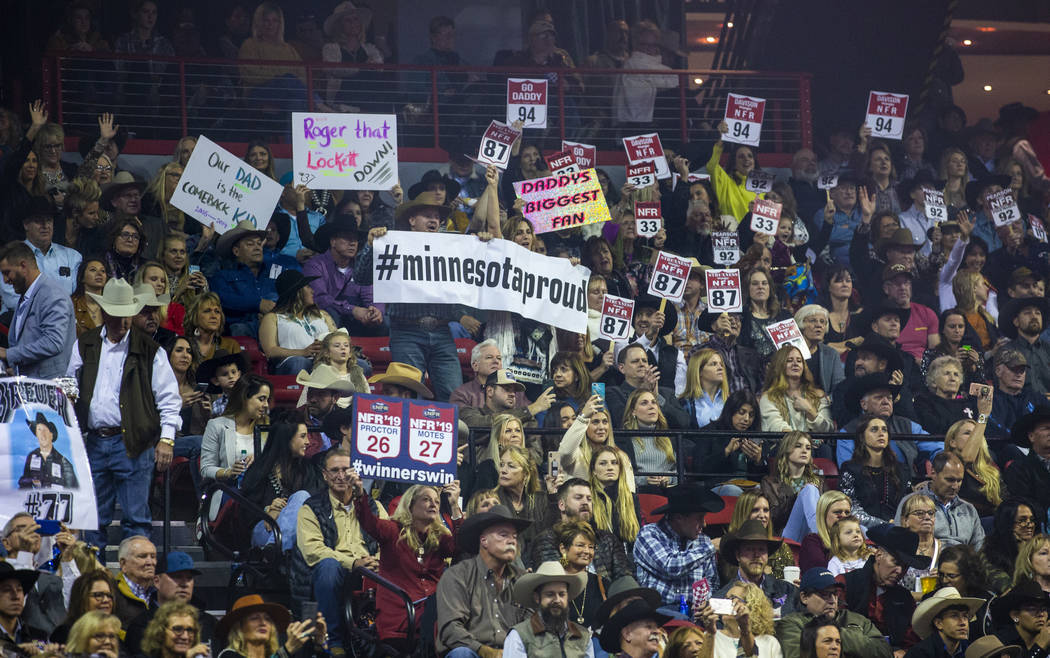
[90,426,122,437]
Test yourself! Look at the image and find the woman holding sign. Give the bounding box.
[708,120,761,222]
[738,267,791,360]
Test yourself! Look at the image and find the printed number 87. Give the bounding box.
[653,273,682,295]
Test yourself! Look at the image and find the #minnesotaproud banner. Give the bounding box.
[372,232,591,334]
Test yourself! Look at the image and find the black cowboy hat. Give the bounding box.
[867,524,931,570]
[897,170,945,208]
[849,334,904,374]
[651,483,725,516]
[863,303,909,334]
[266,211,291,252]
[965,174,1012,210]
[634,294,679,338]
[26,412,58,441]
[594,577,662,628]
[1010,406,1050,448]
[0,562,39,592]
[845,372,901,415]
[313,214,366,253]
[998,296,1050,340]
[996,102,1039,129]
[456,504,532,555]
[197,352,250,393]
[599,598,673,653]
[992,579,1050,626]
[719,519,783,566]
[17,197,55,225]
[274,270,319,309]
[408,170,461,202]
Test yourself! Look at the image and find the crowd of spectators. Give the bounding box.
[1,1,1050,658]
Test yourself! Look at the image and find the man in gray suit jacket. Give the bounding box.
[0,241,75,379]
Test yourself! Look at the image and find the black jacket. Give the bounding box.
[1004,451,1050,521]
[606,382,689,430]
[903,632,965,658]
[912,391,978,436]
[841,557,917,648]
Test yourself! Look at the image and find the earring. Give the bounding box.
[1013,618,1019,623]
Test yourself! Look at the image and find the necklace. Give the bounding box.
[571,576,587,624]
[311,189,331,216]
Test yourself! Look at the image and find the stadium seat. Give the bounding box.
[813,458,839,490]
[269,375,304,408]
[454,339,477,379]
[704,496,737,526]
[638,493,668,525]
[355,337,392,370]
[231,336,267,375]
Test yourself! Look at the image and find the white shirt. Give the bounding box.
[66,327,183,439]
[615,333,688,396]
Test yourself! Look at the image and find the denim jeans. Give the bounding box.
[445,649,481,658]
[251,489,310,550]
[85,433,154,551]
[174,434,203,497]
[274,355,314,375]
[312,558,347,647]
[781,483,821,542]
[389,326,463,401]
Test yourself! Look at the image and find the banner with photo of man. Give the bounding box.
[0,379,96,530]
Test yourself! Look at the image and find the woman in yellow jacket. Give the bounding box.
[707,120,763,222]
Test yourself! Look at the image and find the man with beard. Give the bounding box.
[1001,297,1050,398]
[437,505,532,657]
[789,148,825,225]
[527,478,633,582]
[293,365,357,456]
[714,519,798,616]
[504,561,592,657]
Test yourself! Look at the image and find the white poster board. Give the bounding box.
[292,112,398,190]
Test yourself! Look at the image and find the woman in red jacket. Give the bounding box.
[351,475,463,652]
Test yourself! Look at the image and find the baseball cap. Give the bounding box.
[160,551,202,575]
[485,369,526,392]
[799,568,843,592]
[995,348,1027,370]
[882,263,915,282]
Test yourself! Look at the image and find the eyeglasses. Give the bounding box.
[90,591,114,601]
[1016,518,1036,527]
[908,509,936,518]
[168,626,198,636]
[119,232,140,241]
[91,633,119,641]
[326,467,354,476]
[96,165,113,173]
[42,143,63,151]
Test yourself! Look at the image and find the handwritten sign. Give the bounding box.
[513,169,611,234]
[924,189,947,223]
[634,202,661,238]
[745,170,774,194]
[723,93,765,147]
[648,251,691,303]
[352,394,458,485]
[766,319,811,359]
[599,295,634,341]
[989,189,1021,227]
[626,161,657,188]
[865,91,909,140]
[507,78,548,128]
[170,136,284,234]
[562,141,596,169]
[817,173,839,190]
[705,269,742,313]
[292,113,398,190]
[477,121,520,169]
[751,198,782,235]
[713,232,740,265]
[1030,214,1047,242]
[624,133,669,179]
[546,149,579,174]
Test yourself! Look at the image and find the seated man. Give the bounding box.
[633,484,723,607]
[504,561,591,658]
[450,339,528,408]
[836,372,938,466]
[607,344,690,428]
[895,454,983,548]
[715,519,798,615]
[904,586,984,658]
[295,364,358,455]
[597,596,671,658]
[620,295,686,396]
[304,215,384,335]
[986,348,1045,444]
[114,536,159,626]
[124,552,218,654]
[1,514,70,633]
[292,449,386,654]
[437,505,532,658]
[208,220,278,337]
[830,333,917,426]
[0,563,47,653]
[459,369,551,429]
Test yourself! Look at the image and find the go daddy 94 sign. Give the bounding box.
[352,394,458,485]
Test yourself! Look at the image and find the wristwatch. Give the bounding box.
[159,438,175,447]
[977,414,987,425]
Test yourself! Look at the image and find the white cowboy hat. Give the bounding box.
[323,2,373,39]
[512,561,587,609]
[295,364,358,408]
[912,586,986,639]
[87,278,145,318]
[132,284,171,307]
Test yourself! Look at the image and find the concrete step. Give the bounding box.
[103,544,205,563]
[105,520,195,547]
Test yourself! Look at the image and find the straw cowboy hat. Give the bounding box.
[216,595,291,640]
[133,284,171,306]
[368,362,434,399]
[394,191,451,229]
[216,220,267,259]
[296,364,358,408]
[512,561,587,608]
[87,278,145,317]
[911,586,985,639]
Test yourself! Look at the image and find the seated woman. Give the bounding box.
[537,351,591,425]
[919,308,984,390]
[717,489,795,581]
[943,411,1003,518]
[65,611,122,658]
[240,422,324,551]
[895,493,939,596]
[103,217,147,281]
[798,491,852,571]
[1013,535,1050,594]
[619,389,677,491]
[692,390,766,492]
[463,413,529,499]
[983,499,1039,592]
[952,270,999,353]
[695,581,782,658]
[759,345,834,439]
[839,415,912,528]
[161,232,210,314]
[557,519,607,628]
[237,3,308,117]
[200,374,272,484]
[50,571,119,643]
[544,401,577,431]
[215,596,326,658]
[759,431,824,542]
[135,259,184,335]
[184,292,241,361]
[933,545,995,636]
[589,445,641,554]
[556,394,618,481]
[913,356,978,435]
[259,271,336,375]
[680,348,729,429]
[496,444,552,554]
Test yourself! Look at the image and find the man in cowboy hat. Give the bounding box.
[1004,406,1050,517]
[633,484,723,607]
[851,227,921,308]
[103,170,164,259]
[0,562,47,651]
[303,214,383,335]
[0,240,75,379]
[459,369,551,431]
[830,333,914,426]
[838,525,930,649]
[18,411,77,489]
[598,597,672,658]
[776,568,890,658]
[208,219,279,337]
[990,579,1050,654]
[880,263,940,363]
[356,192,488,401]
[904,587,985,658]
[132,283,176,346]
[607,343,691,430]
[836,371,936,466]
[503,561,591,658]
[594,577,662,629]
[620,293,686,396]
[715,519,798,615]
[66,277,183,550]
[368,362,434,400]
[295,364,358,456]
[436,504,532,658]
[1001,297,1050,399]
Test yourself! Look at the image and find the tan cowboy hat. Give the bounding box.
[323,2,373,39]
[911,587,986,639]
[132,284,171,307]
[87,278,145,317]
[216,220,267,259]
[295,364,357,407]
[216,594,291,640]
[368,362,434,399]
[513,561,587,608]
[966,636,1022,658]
[719,519,783,566]
[394,191,451,229]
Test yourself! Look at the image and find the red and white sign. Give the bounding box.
[647,251,691,303]
[751,198,783,235]
[705,269,742,313]
[745,170,774,194]
[476,121,521,169]
[817,173,839,190]
[407,402,456,466]
[545,149,578,174]
[1030,214,1047,242]
[507,78,548,128]
[712,232,740,265]
[765,319,811,359]
[599,294,635,341]
[562,141,596,169]
[724,93,766,147]
[865,91,909,140]
[623,133,669,179]
[989,189,1021,227]
[924,189,947,223]
[626,161,657,188]
[354,396,403,461]
[672,171,711,191]
[634,201,662,238]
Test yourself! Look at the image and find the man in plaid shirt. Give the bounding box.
[633,484,724,607]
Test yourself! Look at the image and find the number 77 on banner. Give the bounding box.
[647,251,691,304]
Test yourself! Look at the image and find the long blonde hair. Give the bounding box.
[729,489,772,536]
[313,329,369,392]
[226,613,279,657]
[774,431,822,487]
[945,419,1002,507]
[815,491,851,549]
[488,414,525,464]
[589,445,639,542]
[145,162,186,231]
[952,271,995,326]
[829,515,872,562]
[763,346,825,422]
[681,349,729,402]
[731,582,775,636]
[391,485,451,554]
[500,445,540,495]
[623,389,676,464]
[251,2,285,41]
[576,409,616,472]
[1014,535,1050,586]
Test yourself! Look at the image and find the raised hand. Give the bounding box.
[98,113,119,141]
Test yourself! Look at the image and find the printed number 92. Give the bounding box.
[653,272,682,295]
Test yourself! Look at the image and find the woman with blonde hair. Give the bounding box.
[894,494,939,595]
[717,489,794,580]
[216,595,325,658]
[311,328,370,398]
[680,349,729,429]
[589,445,641,551]
[184,291,241,361]
[496,444,550,552]
[759,345,833,435]
[798,490,851,571]
[237,3,307,117]
[143,161,188,233]
[1012,534,1050,591]
[65,611,121,657]
[760,431,824,542]
[622,388,677,490]
[939,147,969,209]
[161,232,210,309]
[942,413,1003,518]
[134,259,183,334]
[951,270,999,351]
[556,394,619,481]
[699,581,781,658]
[464,413,531,499]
